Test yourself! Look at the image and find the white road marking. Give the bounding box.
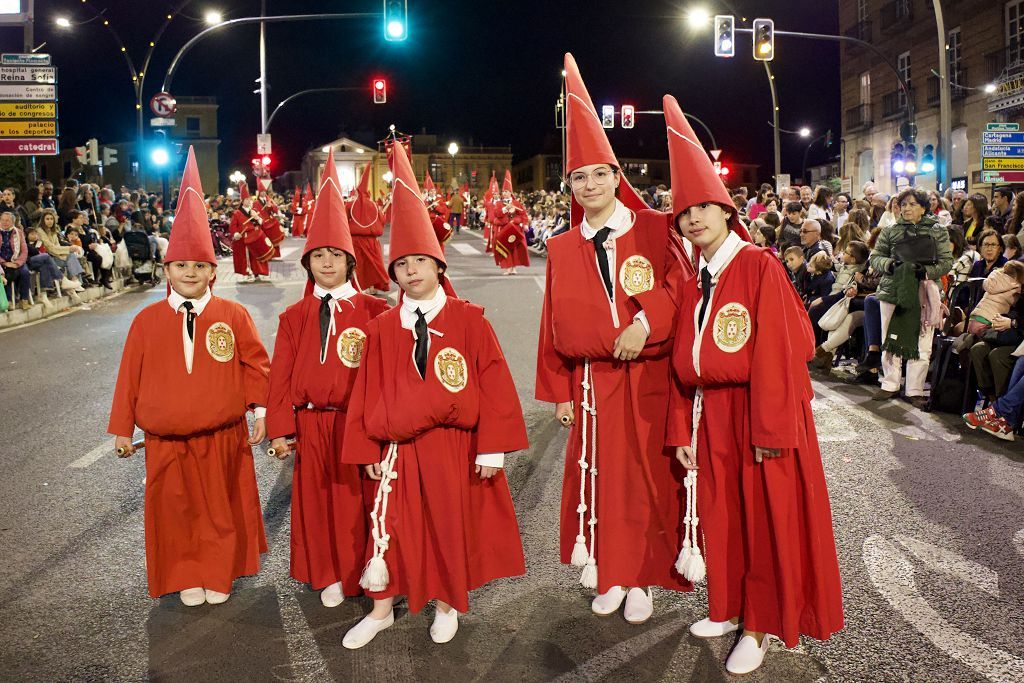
[550,614,690,683]
[70,431,141,468]
[1013,529,1024,558]
[863,535,1024,682]
[451,242,480,256]
[271,590,332,683]
[278,246,301,259]
[894,534,1000,598]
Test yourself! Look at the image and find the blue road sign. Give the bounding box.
[982,132,1024,145]
[982,145,1024,157]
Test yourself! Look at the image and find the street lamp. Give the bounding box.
[685,7,711,29]
[55,17,71,28]
[799,127,811,138]
[984,83,998,94]
[229,170,245,185]
[204,10,223,25]
[447,142,459,187]
[382,171,394,184]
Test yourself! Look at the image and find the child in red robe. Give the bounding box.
[347,161,390,293]
[663,95,843,675]
[340,138,527,649]
[230,182,271,281]
[266,149,388,608]
[492,170,530,275]
[108,147,270,607]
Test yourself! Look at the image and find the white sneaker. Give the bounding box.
[342,610,395,650]
[623,587,653,624]
[689,617,742,639]
[179,587,206,606]
[725,634,771,675]
[320,582,344,608]
[204,589,230,605]
[591,586,627,616]
[429,607,459,644]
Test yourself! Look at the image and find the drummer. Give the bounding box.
[230,183,272,282]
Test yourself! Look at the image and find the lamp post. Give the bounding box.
[447,142,459,189]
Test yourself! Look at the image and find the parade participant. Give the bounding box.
[340,139,527,649]
[266,150,387,608]
[662,94,843,675]
[483,172,499,253]
[535,53,692,625]
[423,173,453,252]
[256,188,286,257]
[230,182,272,282]
[347,161,390,293]
[290,183,309,238]
[108,147,270,607]
[492,170,530,275]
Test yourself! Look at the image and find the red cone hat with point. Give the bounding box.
[164,146,217,264]
[238,180,250,201]
[664,94,751,242]
[423,171,435,193]
[303,182,313,203]
[502,169,513,193]
[484,172,498,203]
[302,148,355,261]
[387,137,456,296]
[563,52,648,224]
[350,160,382,230]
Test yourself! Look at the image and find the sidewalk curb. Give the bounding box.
[0,278,147,332]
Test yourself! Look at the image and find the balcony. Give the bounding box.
[926,69,968,106]
[882,88,914,120]
[843,20,872,55]
[986,42,1024,81]
[845,103,873,131]
[880,0,914,35]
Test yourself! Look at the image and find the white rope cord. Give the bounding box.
[359,441,399,592]
[567,360,600,589]
[581,360,599,589]
[570,358,591,568]
[675,388,706,583]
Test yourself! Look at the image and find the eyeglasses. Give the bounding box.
[568,168,616,190]
[981,242,1001,249]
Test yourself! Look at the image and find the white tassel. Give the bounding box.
[570,533,589,567]
[580,558,598,589]
[675,539,692,576]
[684,547,706,583]
[359,556,390,592]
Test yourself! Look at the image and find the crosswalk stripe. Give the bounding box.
[451,243,481,256]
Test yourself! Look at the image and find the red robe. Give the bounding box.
[108,296,270,597]
[428,198,452,253]
[492,200,530,269]
[256,197,285,257]
[536,207,692,593]
[483,198,499,253]
[347,201,390,291]
[291,194,307,238]
[667,243,844,647]
[342,298,527,613]
[266,292,388,593]
[229,209,270,277]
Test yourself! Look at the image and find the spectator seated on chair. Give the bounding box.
[35,208,85,290]
[23,226,65,299]
[784,246,809,299]
[964,347,1024,442]
[803,251,836,309]
[811,241,873,370]
[0,210,31,309]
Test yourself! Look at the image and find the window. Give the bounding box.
[857,0,867,24]
[429,160,444,180]
[622,162,648,177]
[897,51,911,109]
[186,116,200,135]
[1008,1,1024,66]
[545,159,561,181]
[860,71,871,105]
[948,27,962,83]
[857,149,874,186]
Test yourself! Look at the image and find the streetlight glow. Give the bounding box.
[55,17,71,28]
[686,7,711,29]
[204,10,223,25]
[447,142,459,157]
[151,148,170,166]
[382,171,394,183]
[799,127,811,138]
[229,170,245,185]
[984,83,998,94]
[321,146,331,153]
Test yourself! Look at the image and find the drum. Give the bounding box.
[249,234,275,263]
[261,216,286,245]
[495,224,522,259]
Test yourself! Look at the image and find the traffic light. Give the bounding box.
[921,144,935,174]
[753,18,774,61]
[74,145,86,163]
[383,0,407,41]
[151,146,170,167]
[904,143,917,175]
[85,138,99,165]
[824,129,833,147]
[621,105,635,129]
[261,154,272,169]
[714,15,735,57]
[103,147,118,166]
[601,105,614,129]
[891,142,905,174]
[720,165,730,177]
[373,78,387,104]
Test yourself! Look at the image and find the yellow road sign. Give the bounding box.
[982,157,1024,170]
[0,102,55,119]
[0,120,57,137]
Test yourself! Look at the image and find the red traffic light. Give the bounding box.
[374,79,385,91]
[720,165,730,176]
[261,155,272,167]
[373,78,387,104]
[251,158,260,166]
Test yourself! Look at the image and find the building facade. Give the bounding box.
[840,0,1024,197]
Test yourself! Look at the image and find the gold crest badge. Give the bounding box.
[337,327,367,368]
[618,255,655,296]
[713,303,751,353]
[434,347,469,393]
[206,322,235,363]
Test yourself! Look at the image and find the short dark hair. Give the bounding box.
[896,187,929,209]
[846,240,870,264]
[300,248,357,279]
[758,223,776,246]
[995,187,1014,201]
[785,201,803,214]
[783,245,804,259]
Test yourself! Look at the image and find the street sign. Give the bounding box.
[986,122,1020,132]
[713,160,722,174]
[709,149,722,160]
[0,120,56,137]
[1,53,51,66]
[0,138,58,155]
[150,117,175,127]
[0,66,56,84]
[982,131,1024,145]
[983,157,1024,170]
[982,145,1024,157]
[982,171,1024,183]
[0,102,55,119]
[0,83,55,100]
[776,173,791,194]
[149,92,176,117]
[257,133,272,155]
[841,177,852,194]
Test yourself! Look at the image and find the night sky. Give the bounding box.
[2,0,839,188]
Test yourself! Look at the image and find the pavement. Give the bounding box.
[2,230,1024,682]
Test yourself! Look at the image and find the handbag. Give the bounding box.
[95,242,114,270]
[114,240,132,270]
[0,277,8,313]
[818,296,852,332]
[892,230,939,266]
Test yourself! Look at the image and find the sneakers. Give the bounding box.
[963,406,1015,441]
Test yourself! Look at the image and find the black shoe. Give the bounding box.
[909,396,930,411]
[856,350,882,373]
[872,389,899,401]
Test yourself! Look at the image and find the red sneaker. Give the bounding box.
[963,406,996,431]
[981,414,1016,442]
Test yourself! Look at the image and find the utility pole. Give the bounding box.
[24,0,35,187]
[259,0,269,133]
[765,61,781,187]
[933,0,951,190]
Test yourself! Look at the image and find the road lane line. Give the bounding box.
[894,534,1000,598]
[451,242,481,256]
[70,431,140,468]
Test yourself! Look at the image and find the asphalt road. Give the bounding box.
[2,231,1024,682]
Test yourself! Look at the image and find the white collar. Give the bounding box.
[313,281,357,302]
[698,231,746,280]
[400,285,448,330]
[580,199,631,240]
[167,288,212,315]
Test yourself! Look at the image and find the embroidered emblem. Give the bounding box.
[206,322,235,362]
[618,255,655,296]
[713,303,751,353]
[508,235,516,242]
[337,327,367,368]
[434,347,469,393]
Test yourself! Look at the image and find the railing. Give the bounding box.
[880,0,914,34]
[926,69,967,105]
[843,20,872,42]
[845,103,872,130]
[882,88,914,120]
[986,42,1024,81]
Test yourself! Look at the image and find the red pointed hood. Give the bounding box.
[502,169,513,193]
[302,148,355,261]
[303,182,313,202]
[164,146,217,265]
[387,138,456,296]
[350,160,382,229]
[238,180,250,201]
[484,172,498,203]
[423,171,435,193]
[664,94,750,242]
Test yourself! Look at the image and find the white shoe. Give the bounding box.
[179,587,206,607]
[623,587,653,624]
[725,634,771,675]
[429,607,459,644]
[591,586,627,616]
[342,610,395,649]
[204,589,230,605]
[689,617,742,639]
[320,582,344,608]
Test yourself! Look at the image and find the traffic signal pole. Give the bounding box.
[265,87,362,130]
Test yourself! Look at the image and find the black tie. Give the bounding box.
[181,301,196,342]
[319,293,333,358]
[414,308,429,379]
[698,267,712,330]
[592,226,613,298]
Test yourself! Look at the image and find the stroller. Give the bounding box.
[122,230,161,286]
[210,216,233,257]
